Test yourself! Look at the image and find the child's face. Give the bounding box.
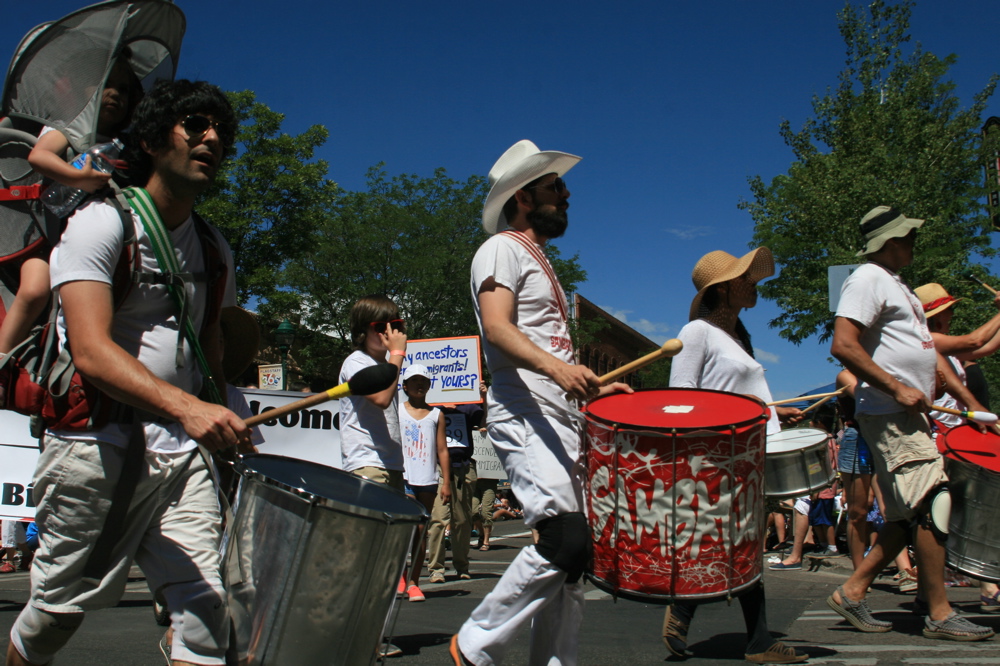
[403,376,431,398]
[97,59,133,133]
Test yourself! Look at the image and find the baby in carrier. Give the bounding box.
[0,52,141,366]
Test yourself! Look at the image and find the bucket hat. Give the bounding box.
[915,283,963,319]
[220,307,261,383]
[481,140,581,235]
[856,206,924,257]
[689,247,774,321]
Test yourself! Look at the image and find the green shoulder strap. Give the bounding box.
[124,186,223,405]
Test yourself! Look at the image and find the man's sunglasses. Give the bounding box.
[526,177,566,195]
[370,319,406,334]
[181,114,226,140]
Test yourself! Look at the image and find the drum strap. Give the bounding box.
[499,230,571,326]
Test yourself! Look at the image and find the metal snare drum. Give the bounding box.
[940,425,1000,582]
[225,454,427,665]
[764,428,835,498]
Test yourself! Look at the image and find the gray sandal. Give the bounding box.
[826,585,892,633]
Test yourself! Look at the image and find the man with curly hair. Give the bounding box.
[6,80,249,666]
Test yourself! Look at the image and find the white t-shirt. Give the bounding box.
[930,356,966,428]
[48,199,237,452]
[398,403,441,487]
[670,318,780,434]
[470,233,577,421]
[338,350,403,472]
[835,263,936,415]
[227,384,265,447]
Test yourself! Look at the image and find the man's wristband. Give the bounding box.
[390,350,406,357]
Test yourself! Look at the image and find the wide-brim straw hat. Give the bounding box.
[856,205,924,257]
[689,247,775,321]
[220,307,261,383]
[915,283,963,319]
[481,139,581,235]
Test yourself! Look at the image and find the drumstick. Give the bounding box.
[245,362,399,427]
[799,394,834,416]
[767,387,847,407]
[598,339,683,385]
[934,405,999,425]
[965,272,997,295]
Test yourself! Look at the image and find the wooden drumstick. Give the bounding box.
[767,386,847,407]
[598,338,683,385]
[799,394,834,416]
[965,272,998,295]
[935,405,999,425]
[245,362,399,427]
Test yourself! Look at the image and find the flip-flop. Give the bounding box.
[479,544,490,551]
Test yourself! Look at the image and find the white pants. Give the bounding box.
[11,436,227,665]
[2,520,26,549]
[457,411,586,665]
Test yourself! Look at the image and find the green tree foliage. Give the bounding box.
[275,165,588,384]
[198,91,339,306]
[742,0,999,351]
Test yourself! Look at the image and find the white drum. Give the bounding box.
[764,428,835,498]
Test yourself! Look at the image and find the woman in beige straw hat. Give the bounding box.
[662,246,807,664]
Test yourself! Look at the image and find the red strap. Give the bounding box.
[0,183,42,201]
[499,229,571,323]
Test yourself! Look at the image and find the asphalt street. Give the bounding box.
[2,519,999,665]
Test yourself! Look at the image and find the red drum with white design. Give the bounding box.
[584,388,768,603]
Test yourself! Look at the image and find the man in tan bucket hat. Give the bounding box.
[828,207,993,641]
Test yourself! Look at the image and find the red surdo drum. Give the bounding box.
[938,425,1000,582]
[584,388,768,603]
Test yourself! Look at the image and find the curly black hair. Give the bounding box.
[123,79,236,186]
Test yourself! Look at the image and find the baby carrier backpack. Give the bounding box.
[0,0,185,311]
[0,1,186,436]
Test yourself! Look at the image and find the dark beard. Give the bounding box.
[526,206,568,239]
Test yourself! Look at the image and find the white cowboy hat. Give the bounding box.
[481,140,581,235]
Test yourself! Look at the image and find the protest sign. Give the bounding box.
[471,430,504,480]
[400,335,482,405]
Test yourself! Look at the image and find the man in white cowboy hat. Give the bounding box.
[450,140,631,665]
[828,206,993,641]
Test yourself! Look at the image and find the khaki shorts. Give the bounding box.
[857,411,947,522]
[352,466,405,492]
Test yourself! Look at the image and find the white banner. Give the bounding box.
[400,336,482,405]
[0,410,41,520]
[0,389,344,520]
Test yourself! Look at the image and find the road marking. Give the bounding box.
[814,645,996,653]
[901,657,997,664]
[798,659,876,665]
[584,589,610,600]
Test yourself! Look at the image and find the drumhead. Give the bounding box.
[585,388,766,432]
[238,454,426,521]
[939,425,1000,474]
[765,427,828,454]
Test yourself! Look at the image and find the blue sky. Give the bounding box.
[5,1,1000,399]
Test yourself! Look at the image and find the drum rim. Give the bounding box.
[235,453,428,522]
[584,387,768,433]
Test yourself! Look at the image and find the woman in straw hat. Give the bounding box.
[915,283,1000,614]
[662,247,807,664]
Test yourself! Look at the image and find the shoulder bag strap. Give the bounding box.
[124,187,223,405]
